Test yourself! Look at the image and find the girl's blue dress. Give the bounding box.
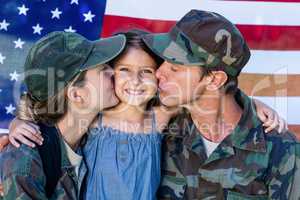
[83,112,162,200]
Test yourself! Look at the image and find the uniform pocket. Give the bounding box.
[227,191,268,200]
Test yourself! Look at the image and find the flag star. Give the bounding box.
[70,0,79,5]
[14,38,25,49]
[5,104,16,115]
[0,19,10,31]
[9,70,20,81]
[83,11,95,23]
[51,8,62,19]
[0,89,2,93]
[17,4,29,16]
[0,53,6,64]
[32,24,43,35]
[64,26,76,33]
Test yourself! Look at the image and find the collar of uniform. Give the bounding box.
[230,90,267,153]
[182,90,267,154]
[180,112,207,157]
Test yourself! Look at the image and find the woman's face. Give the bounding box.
[114,48,158,107]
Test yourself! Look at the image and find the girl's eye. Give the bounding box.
[119,68,129,72]
[141,69,153,74]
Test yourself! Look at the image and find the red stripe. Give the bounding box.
[101,15,300,50]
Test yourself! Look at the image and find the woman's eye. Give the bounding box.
[170,66,178,72]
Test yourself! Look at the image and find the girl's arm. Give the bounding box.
[8,117,43,148]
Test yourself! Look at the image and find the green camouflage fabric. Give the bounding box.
[0,131,87,200]
[143,10,250,77]
[158,90,300,200]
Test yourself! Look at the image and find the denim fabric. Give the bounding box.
[83,113,162,200]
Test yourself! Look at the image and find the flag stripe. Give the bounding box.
[239,74,300,97]
[288,125,300,139]
[243,50,300,74]
[101,15,300,50]
[0,129,8,134]
[105,0,300,26]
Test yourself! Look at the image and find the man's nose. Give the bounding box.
[156,62,167,81]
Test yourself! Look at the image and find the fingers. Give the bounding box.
[257,110,267,123]
[262,110,274,128]
[278,117,284,133]
[20,126,44,145]
[9,136,21,148]
[18,128,43,145]
[264,113,279,133]
[13,134,36,148]
[0,135,9,151]
[9,122,44,148]
[27,122,41,134]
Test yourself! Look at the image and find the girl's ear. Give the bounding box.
[205,71,228,91]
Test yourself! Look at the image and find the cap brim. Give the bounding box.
[142,33,204,65]
[81,34,126,70]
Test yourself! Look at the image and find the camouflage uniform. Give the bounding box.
[157,90,300,200]
[0,129,87,200]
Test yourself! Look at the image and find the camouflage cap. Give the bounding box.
[24,31,126,102]
[142,9,250,76]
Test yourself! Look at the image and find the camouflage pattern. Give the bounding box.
[0,132,87,200]
[25,31,126,101]
[158,90,300,200]
[143,10,250,76]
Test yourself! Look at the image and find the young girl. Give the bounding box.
[5,30,286,200]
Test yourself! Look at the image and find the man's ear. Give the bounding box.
[205,71,228,91]
[67,86,83,103]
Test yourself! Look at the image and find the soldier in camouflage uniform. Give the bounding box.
[0,31,126,199]
[143,10,300,199]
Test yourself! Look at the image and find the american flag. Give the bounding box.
[0,0,106,133]
[0,0,299,138]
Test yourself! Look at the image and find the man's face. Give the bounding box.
[156,61,207,107]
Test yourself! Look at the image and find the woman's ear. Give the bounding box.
[67,86,83,103]
[205,71,228,91]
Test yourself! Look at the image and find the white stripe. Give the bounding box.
[0,129,8,134]
[243,50,300,74]
[106,0,300,26]
[253,96,300,125]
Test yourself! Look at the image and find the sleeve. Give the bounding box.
[2,174,48,200]
[268,141,300,200]
[0,146,48,200]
